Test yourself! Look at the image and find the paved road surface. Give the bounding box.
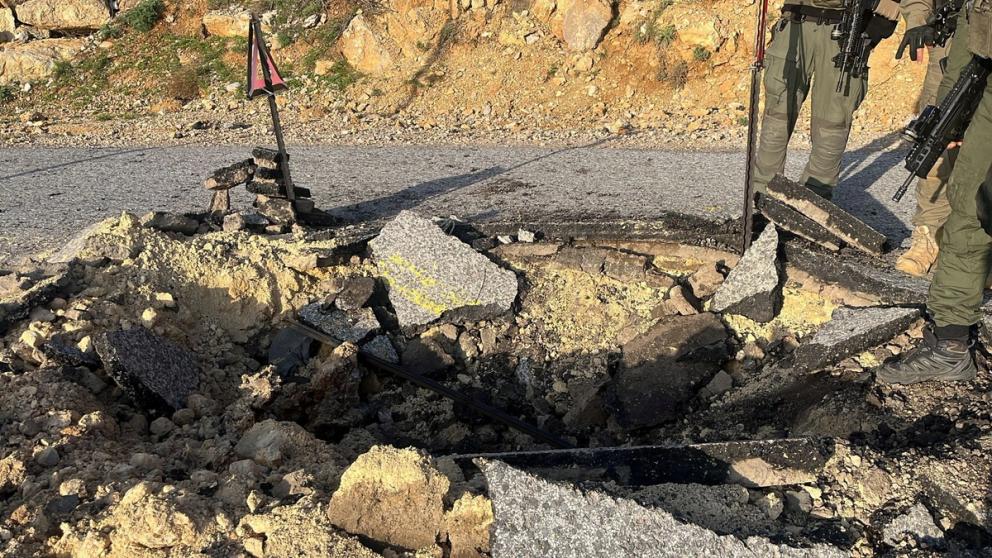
[0,139,914,264]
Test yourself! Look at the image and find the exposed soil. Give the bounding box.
[1,207,991,557]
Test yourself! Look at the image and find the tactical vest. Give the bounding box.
[971,1,992,59]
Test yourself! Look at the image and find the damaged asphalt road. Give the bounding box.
[0,144,914,263]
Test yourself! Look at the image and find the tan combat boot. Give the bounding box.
[896,226,939,277]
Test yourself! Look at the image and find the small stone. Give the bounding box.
[140,307,159,327]
[35,447,60,468]
[518,229,536,243]
[256,195,296,225]
[784,490,813,514]
[882,503,943,547]
[402,337,455,375]
[149,417,175,436]
[687,265,724,300]
[335,277,376,311]
[223,213,247,232]
[755,492,784,520]
[173,408,196,426]
[700,370,733,398]
[153,292,176,309]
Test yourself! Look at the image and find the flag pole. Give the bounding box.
[250,15,296,203]
[741,0,770,254]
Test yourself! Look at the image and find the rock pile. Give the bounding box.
[203,147,318,233]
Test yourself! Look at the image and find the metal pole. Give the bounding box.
[252,16,296,203]
[742,0,770,254]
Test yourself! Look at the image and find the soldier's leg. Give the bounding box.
[877,85,992,385]
[929,84,992,330]
[803,23,867,199]
[752,19,812,194]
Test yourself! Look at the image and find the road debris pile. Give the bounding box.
[1,209,991,557]
[204,147,322,233]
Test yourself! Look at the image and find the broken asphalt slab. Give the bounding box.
[453,438,834,488]
[93,327,199,412]
[783,243,929,304]
[0,267,70,336]
[757,195,842,252]
[369,211,519,328]
[298,303,380,344]
[793,306,921,372]
[711,225,782,323]
[479,460,845,558]
[767,175,887,256]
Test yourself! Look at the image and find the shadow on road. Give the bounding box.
[0,147,161,182]
[835,131,912,247]
[326,136,620,223]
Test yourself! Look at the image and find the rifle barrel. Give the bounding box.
[893,173,916,203]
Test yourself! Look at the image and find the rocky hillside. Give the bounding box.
[0,0,928,146]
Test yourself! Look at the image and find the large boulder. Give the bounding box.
[201,7,251,38]
[0,38,85,85]
[337,0,449,77]
[327,446,450,550]
[560,0,613,51]
[15,0,110,31]
[339,13,394,75]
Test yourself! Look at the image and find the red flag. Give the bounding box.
[247,17,287,100]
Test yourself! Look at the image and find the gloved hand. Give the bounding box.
[865,16,898,47]
[897,25,937,60]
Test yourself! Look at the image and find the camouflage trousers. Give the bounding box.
[751,17,868,198]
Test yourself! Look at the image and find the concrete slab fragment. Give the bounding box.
[369,211,519,327]
[480,460,845,558]
[711,225,782,323]
[794,307,921,372]
[767,176,886,256]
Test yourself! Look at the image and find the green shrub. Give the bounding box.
[0,85,14,104]
[317,59,359,90]
[120,0,165,33]
[692,46,712,62]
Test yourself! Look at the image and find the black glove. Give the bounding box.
[865,16,898,47]
[896,25,937,60]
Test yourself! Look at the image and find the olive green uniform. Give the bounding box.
[928,5,992,327]
[902,0,956,229]
[752,0,903,198]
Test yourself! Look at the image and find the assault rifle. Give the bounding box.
[893,56,992,202]
[932,0,966,47]
[832,0,874,94]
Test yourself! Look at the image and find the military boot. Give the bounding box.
[876,327,976,385]
[895,225,939,277]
